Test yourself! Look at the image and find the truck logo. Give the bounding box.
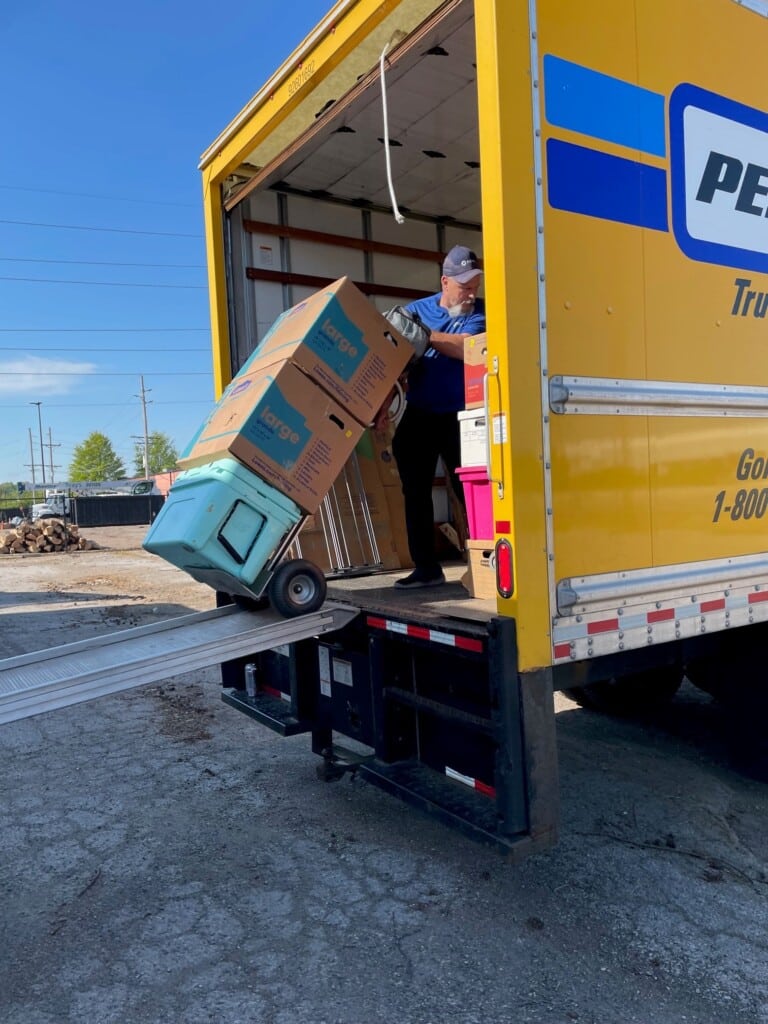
[669,85,768,274]
[544,57,768,275]
[695,151,768,213]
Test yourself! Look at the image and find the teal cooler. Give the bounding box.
[142,458,302,599]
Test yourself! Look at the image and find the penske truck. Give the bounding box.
[8,0,766,858]
[190,0,768,855]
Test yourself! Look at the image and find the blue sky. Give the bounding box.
[0,0,330,487]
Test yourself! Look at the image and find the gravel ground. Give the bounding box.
[1,527,767,1024]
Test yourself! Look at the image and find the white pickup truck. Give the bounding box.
[31,504,61,522]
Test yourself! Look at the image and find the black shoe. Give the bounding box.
[394,567,446,589]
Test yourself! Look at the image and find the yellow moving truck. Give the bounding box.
[200,0,768,855]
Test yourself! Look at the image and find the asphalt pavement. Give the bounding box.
[2,670,766,1024]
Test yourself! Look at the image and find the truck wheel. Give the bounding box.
[684,656,729,701]
[686,651,768,780]
[268,559,327,618]
[562,666,683,715]
[724,691,768,782]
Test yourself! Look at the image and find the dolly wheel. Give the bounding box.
[268,559,327,618]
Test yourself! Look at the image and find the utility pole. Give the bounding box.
[27,429,37,498]
[135,375,152,479]
[45,428,61,488]
[30,401,46,488]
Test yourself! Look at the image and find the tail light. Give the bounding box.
[495,539,514,598]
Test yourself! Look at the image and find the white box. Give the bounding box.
[458,409,487,468]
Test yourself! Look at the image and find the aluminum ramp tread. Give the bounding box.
[0,601,358,725]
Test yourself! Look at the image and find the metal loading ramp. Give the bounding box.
[0,601,358,725]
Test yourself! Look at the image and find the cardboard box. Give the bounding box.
[463,539,496,599]
[287,445,403,571]
[382,484,413,570]
[178,359,364,513]
[354,425,413,567]
[331,449,391,519]
[357,425,402,487]
[321,447,404,569]
[240,277,412,426]
[464,333,488,410]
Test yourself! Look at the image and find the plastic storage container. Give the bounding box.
[142,457,302,598]
[457,409,487,468]
[455,465,492,540]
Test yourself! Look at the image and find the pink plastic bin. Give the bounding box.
[456,465,492,540]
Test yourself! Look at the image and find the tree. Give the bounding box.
[133,432,179,476]
[69,433,126,482]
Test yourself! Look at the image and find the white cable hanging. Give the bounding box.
[379,43,406,225]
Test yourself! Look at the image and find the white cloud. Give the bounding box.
[0,355,98,395]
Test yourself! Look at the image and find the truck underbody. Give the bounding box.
[220,566,559,855]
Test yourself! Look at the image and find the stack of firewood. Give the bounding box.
[0,519,98,555]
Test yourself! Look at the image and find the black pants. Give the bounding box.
[392,404,465,571]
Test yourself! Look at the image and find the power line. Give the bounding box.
[0,183,197,208]
[0,256,205,269]
[2,370,211,376]
[0,346,209,352]
[0,327,209,332]
[0,400,212,409]
[0,218,201,238]
[0,276,206,290]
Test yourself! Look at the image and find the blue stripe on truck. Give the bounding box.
[546,139,669,231]
[544,54,667,158]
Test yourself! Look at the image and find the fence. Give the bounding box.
[1,495,164,528]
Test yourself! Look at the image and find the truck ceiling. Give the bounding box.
[224,0,480,227]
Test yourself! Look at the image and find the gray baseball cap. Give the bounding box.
[442,245,482,283]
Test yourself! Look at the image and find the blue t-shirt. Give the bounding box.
[404,294,486,413]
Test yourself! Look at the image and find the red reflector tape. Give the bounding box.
[455,635,484,653]
[700,599,726,612]
[366,615,483,652]
[475,779,496,797]
[647,608,675,623]
[445,766,496,798]
[748,591,768,604]
[554,643,571,659]
[260,684,284,700]
[407,625,431,641]
[587,618,619,635]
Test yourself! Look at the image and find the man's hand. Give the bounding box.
[372,385,398,430]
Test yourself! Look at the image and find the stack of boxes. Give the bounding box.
[358,422,414,570]
[457,333,495,599]
[288,431,406,573]
[143,278,412,597]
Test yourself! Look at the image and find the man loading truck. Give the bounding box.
[393,244,486,589]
